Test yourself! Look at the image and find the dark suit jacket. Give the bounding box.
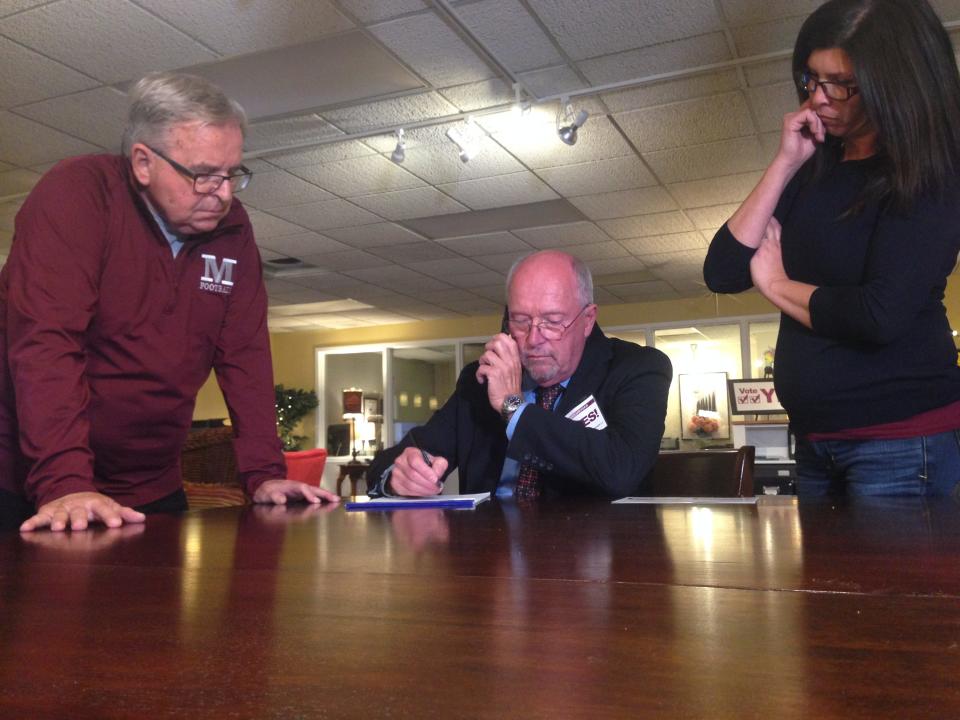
[367,325,672,498]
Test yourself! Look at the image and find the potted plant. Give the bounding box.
[275,384,318,451]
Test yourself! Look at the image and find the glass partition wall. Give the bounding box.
[314,315,781,459]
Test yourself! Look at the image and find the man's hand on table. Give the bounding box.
[252,479,340,505]
[20,491,146,532]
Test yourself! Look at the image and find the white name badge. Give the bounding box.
[565,394,607,430]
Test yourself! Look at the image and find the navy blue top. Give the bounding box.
[704,155,960,435]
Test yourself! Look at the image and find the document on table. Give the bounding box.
[345,492,491,511]
[613,496,759,505]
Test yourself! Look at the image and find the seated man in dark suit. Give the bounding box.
[368,250,672,499]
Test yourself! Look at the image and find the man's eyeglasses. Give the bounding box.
[799,71,859,101]
[508,304,590,341]
[147,145,252,194]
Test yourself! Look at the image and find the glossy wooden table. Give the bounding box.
[2,496,960,718]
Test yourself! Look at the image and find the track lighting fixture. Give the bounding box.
[446,120,479,163]
[557,96,589,146]
[390,128,405,164]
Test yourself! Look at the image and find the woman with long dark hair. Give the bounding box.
[704,0,960,495]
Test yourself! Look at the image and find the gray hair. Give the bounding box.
[505,250,595,306]
[122,72,247,155]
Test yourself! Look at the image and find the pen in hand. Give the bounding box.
[409,431,443,488]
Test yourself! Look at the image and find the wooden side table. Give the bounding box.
[336,461,370,497]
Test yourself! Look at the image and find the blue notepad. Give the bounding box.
[345,492,491,511]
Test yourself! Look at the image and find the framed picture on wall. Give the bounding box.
[363,396,381,420]
[679,372,730,440]
[342,388,363,415]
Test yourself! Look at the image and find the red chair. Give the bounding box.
[283,448,328,487]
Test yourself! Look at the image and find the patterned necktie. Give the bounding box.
[514,384,564,499]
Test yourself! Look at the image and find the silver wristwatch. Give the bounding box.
[500,394,524,422]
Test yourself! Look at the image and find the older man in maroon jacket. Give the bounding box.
[0,72,338,532]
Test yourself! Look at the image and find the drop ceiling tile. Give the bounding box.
[400,137,526,184]
[299,248,394,272]
[454,0,564,72]
[759,131,781,162]
[0,0,218,83]
[403,257,489,278]
[514,221,610,248]
[239,170,335,210]
[290,154,425,197]
[0,36,99,109]
[245,115,344,154]
[370,12,494,87]
[529,0,722,61]
[285,271,366,291]
[570,186,678,220]
[668,171,763,208]
[685,203,739,230]
[325,222,425,249]
[0,111,100,166]
[259,232,352,258]
[436,231,530,256]
[0,168,40,196]
[602,70,741,113]
[490,114,635,169]
[15,86,128,150]
[578,32,731,85]
[538,155,656,196]
[0,200,22,231]
[643,136,767,184]
[344,264,451,290]
[386,304,463,320]
[735,16,805,57]
[516,65,587,98]
[616,92,755,152]
[473,250,532,273]
[620,231,706,255]
[439,297,502,314]
[246,210,310,239]
[745,82,797,133]
[338,0,428,23]
[719,0,822,26]
[350,186,469,221]
[438,171,559,210]
[320,92,460,134]
[745,58,794,87]
[270,199,383,231]
[443,269,506,288]
[563,240,631,262]
[256,246,286,262]
[135,0,353,55]
[439,78,514,112]
[605,280,677,301]
[598,211,695,239]
[597,212,694,240]
[586,255,648,276]
[263,140,376,170]
[417,288,483,304]
[341,309,421,325]
[470,284,509,302]
[266,278,327,301]
[369,241,460,264]
[0,0,46,16]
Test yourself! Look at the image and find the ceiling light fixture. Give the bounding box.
[446,118,480,163]
[557,96,589,146]
[390,128,405,164]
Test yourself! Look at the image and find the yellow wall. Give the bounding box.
[194,274,960,444]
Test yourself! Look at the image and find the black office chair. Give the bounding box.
[646,446,756,497]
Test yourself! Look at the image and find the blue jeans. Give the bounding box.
[795,430,960,497]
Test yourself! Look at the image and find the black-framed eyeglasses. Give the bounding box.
[147,145,252,194]
[799,71,859,101]
[508,304,590,341]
